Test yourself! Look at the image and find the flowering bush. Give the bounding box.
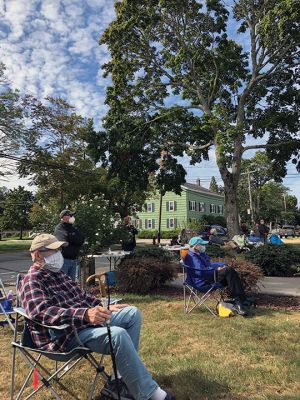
[75,195,122,255]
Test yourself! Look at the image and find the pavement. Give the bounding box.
[0,249,300,297]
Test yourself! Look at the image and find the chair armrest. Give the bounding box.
[211,262,225,268]
[13,307,70,330]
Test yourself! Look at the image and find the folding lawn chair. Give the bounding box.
[183,263,224,317]
[0,277,15,331]
[86,271,122,305]
[10,274,110,400]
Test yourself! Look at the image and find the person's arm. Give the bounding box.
[20,278,87,327]
[54,224,68,242]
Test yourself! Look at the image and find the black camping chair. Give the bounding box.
[10,275,110,400]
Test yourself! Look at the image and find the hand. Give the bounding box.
[217,266,226,271]
[84,306,112,325]
[109,303,130,312]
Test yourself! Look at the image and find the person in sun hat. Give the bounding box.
[54,209,85,281]
[19,233,176,400]
[185,236,248,316]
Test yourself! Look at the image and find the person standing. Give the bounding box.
[54,209,84,281]
[258,219,269,243]
[121,216,138,252]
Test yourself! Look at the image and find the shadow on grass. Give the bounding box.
[154,368,247,400]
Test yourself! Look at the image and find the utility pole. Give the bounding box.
[157,192,163,244]
[247,170,254,227]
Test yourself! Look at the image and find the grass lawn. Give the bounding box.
[1,295,300,400]
[0,239,32,253]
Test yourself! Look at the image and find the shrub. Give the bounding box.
[137,229,180,239]
[245,244,300,277]
[225,258,264,294]
[115,247,177,294]
[206,245,231,259]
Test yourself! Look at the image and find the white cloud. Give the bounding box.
[0,0,115,128]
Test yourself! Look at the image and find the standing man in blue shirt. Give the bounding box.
[54,209,84,281]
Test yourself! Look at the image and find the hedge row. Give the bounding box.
[137,229,180,239]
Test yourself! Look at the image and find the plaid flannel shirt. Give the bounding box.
[19,263,102,352]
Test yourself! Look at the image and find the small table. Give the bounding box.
[91,251,131,271]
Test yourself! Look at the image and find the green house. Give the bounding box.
[135,179,225,230]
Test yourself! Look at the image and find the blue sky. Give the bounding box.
[0,0,299,204]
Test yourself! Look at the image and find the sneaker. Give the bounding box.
[164,392,176,400]
[100,379,134,400]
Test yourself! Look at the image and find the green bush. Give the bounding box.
[245,244,300,277]
[115,246,177,294]
[205,245,230,259]
[137,229,180,239]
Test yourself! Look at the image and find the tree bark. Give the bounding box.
[223,177,240,238]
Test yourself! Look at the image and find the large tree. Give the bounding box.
[0,186,34,239]
[0,63,25,175]
[19,97,103,209]
[99,0,300,236]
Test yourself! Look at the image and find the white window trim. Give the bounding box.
[168,201,175,211]
[147,203,153,212]
[190,201,196,211]
[169,218,175,228]
[147,219,153,229]
[199,202,205,212]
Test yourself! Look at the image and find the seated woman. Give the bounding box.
[185,237,248,316]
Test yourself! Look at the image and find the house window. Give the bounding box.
[146,202,155,212]
[199,202,206,212]
[217,205,223,214]
[166,201,176,211]
[167,218,177,229]
[134,219,142,229]
[189,201,196,211]
[145,219,155,229]
[210,204,216,213]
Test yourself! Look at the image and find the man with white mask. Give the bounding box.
[54,209,84,281]
[19,234,175,400]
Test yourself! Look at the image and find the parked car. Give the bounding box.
[272,225,295,238]
[295,225,300,237]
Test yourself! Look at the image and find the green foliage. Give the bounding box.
[205,245,229,259]
[245,244,300,277]
[75,194,121,255]
[115,247,177,294]
[0,63,25,173]
[0,186,34,239]
[99,0,300,238]
[137,229,180,239]
[19,97,102,209]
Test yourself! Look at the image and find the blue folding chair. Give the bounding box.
[0,278,15,331]
[183,264,224,317]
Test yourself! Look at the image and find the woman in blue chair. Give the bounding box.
[185,237,248,316]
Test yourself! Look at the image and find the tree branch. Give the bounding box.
[243,140,300,153]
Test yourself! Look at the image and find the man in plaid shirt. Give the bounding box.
[19,234,175,400]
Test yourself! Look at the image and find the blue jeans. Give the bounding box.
[65,306,158,400]
[61,258,78,281]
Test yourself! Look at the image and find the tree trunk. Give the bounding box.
[19,226,23,240]
[222,174,240,238]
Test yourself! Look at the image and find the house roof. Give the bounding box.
[181,182,224,198]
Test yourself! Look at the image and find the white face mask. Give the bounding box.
[68,216,75,224]
[44,251,64,272]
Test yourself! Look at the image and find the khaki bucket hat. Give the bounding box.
[30,234,68,252]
